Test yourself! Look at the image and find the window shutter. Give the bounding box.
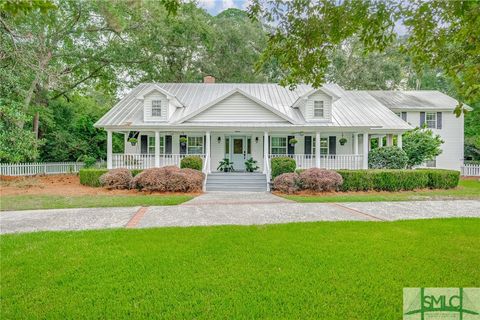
[180,134,187,154]
[329,136,336,155]
[165,135,172,154]
[204,135,207,154]
[304,136,312,155]
[420,112,426,127]
[437,112,442,129]
[287,135,295,155]
[401,112,407,121]
[140,135,148,154]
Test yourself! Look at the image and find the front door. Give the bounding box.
[231,137,246,171]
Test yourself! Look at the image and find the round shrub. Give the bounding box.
[368,146,408,169]
[180,156,203,171]
[131,166,204,192]
[271,157,296,179]
[273,173,300,194]
[298,168,343,192]
[99,168,133,189]
[79,168,108,187]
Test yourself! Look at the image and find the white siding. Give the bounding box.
[143,91,169,122]
[187,92,287,123]
[302,92,332,122]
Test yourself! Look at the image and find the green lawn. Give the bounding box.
[1,219,479,319]
[282,179,480,203]
[0,194,194,211]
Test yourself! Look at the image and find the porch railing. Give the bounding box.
[269,154,364,170]
[112,153,205,170]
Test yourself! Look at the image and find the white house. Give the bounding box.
[94,76,466,191]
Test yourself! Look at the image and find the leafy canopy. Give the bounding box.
[402,127,444,168]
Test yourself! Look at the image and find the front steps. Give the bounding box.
[205,172,268,192]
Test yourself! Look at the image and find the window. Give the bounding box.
[395,112,401,118]
[148,136,164,154]
[271,137,287,155]
[225,137,230,158]
[152,100,162,117]
[188,136,203,154]
[313,101,324,118]
[312,137,328,155]
[426,112,436,129]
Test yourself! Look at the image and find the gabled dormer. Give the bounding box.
[136,84,183,122]
[294,87,339,122]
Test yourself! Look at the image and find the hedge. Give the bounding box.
[80,168,143,187]
[271,157,296,179]
[336,169,459,192]
[180,156,203,171]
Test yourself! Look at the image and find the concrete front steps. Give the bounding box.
[205,172,268,192]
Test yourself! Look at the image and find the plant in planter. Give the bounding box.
[339,137,347,145]
[179,137,188,146]
[245,158,259,172]
[217,158,234,172]
[289,138,298,146]
[128,137,138,146]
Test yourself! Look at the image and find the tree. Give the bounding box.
[402,127,444,168]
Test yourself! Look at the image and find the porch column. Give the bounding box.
[362,133,369,169]
[107,130,112,169]
[397,134,403,149]
[205,131,211,173]
[263,131,269,174]
[315,132,321,168]
[154,131,160,167]
[386,134,393,146]
[353,133,359,154]
[378,136,383,148]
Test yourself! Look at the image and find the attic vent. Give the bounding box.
[203,75,215,84]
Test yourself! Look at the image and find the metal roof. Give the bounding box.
[95,83,413,130]
[366,90,467,111]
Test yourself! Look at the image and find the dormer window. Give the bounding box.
[152,100,162,117]
[313,100,324,118]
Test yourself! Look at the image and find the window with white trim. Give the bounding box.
[426,112,436,129]
[313,101,324,118]
[271,137,287,155]
[152,100,162,117]
[188,136,203,154]
[148,136,164,154]
[312,137,329,155]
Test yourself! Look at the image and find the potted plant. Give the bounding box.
[245,158,259,172]
[339,137,347,146]
[128,137,138,146]
[179,137,188,147]
[289,138,298,146]
[217,158,234,172]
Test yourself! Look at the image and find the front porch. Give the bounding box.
[106,130,404,175]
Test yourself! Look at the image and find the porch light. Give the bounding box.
[217,137,221,144]
[255,137,259,143]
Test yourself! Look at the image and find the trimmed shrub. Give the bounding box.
[273,173,300,194]
[271,157,296,179]
[298,168,343,192]
[99,168,133,189]
[417,169,460,189]
[368,146,408,169]
[131,169,143,177]
[180,156,203,171]
[131,166,204,192]
[79,168,108,187]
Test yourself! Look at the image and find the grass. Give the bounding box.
[1,219,479,319]
[0,194,194,211]
[282,179,480,203]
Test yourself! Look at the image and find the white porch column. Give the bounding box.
[397,134,403,148]
[205,131,211,173]
[362,133,369,169]
[154,131,160,167]
[315,132,321,168]
[386,134,393,146]
[353,133,359,154]
[378,136,383,148]
[263,131,269,174]
[107,130,112,169]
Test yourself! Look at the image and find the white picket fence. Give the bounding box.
[0,162,85,176]
[461,163,480,176]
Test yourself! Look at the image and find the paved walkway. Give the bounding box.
[1,192,479,234]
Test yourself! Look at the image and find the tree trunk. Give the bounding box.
[33,112,40,139]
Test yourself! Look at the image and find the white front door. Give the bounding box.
[231,137,246,171]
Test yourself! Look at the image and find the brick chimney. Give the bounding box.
[203,75,215,84]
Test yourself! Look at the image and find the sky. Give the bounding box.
[197,0,251,15]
